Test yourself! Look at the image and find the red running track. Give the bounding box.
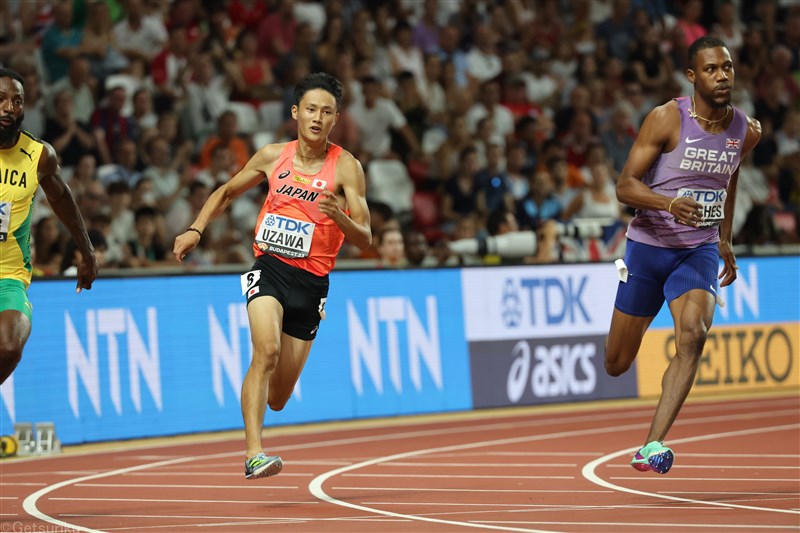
[1,392,798,533]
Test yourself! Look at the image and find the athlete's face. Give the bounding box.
[687,46,734,109]
[0,76,25,147]
[292,89,338,141]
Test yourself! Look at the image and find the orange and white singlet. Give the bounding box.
[252,141,346,276]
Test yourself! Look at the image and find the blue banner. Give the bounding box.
[649,256,800,328]
[0,269,470,444]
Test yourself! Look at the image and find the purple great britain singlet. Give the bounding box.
[625,96,748,248]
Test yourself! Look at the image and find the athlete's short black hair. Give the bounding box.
[688,36,729,69]
[0,68,24,87]
[293,72,343,109]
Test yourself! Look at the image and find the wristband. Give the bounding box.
[186,227,202,237]
[668,198,677,214]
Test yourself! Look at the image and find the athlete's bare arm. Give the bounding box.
[318,151,372,250]
[718,115,762,287]
[616,101,703,226]
[173,143,285,262]
[38,142,98,291]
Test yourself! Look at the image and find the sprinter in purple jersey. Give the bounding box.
[604,36,761,474]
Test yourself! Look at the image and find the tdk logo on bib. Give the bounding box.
[501,276,591,327]
[682,190,725,203]
[265,214,312,235]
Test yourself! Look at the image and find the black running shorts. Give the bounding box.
[241,254,329,340]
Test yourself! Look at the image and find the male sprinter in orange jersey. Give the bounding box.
[173,73,371,479]
[0,68,98,385]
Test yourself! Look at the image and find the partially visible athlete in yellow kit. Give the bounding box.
[0,68,98,384]
[174,73,372,480]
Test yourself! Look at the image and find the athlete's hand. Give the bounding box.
[173,230,201,263]
[76,252,99,293]
[718,240,738,287]
[669,197,703,227]
[319,190,344,224]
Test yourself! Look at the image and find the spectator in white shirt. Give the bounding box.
[465,80,515,147]
[47,57,96,124]
[466,23,502,89]
[349,76,420,164]
[388,20,426,82]
[113,0,168,69]
[184,52,230,142]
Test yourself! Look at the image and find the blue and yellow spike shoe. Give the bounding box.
[631,441,674,474]
[245,453,283,480]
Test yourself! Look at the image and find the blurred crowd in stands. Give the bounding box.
[1,0,798,274]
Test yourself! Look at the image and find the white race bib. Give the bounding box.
[255,213,315,258]
[0,201,11,242]
[677,188,726,227]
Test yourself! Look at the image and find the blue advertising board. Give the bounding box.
[0,269,470,444]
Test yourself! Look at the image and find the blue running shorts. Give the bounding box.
[614,239,720,317]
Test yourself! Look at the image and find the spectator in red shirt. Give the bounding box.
[257,0,296,68]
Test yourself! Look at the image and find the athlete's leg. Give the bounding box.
[268,333,313,411]
[645,288,715,443]
[605,309,655,376]
[0,310,32,384]
[242,296,284,459]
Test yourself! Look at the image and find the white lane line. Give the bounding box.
[309,408,800,533]
[308,418,674,533]
[470,520,798,530]
[23,400,800,533]
[607,464,798,470]
[50,497,315,505]
[342,473,574,479]
[332,487,613,494]
[582,423,800,516]
[74,483,300,490]
[0,483,47,486]
[122,472,314,477]
[377,462,576,468]
[425,452,605,457]
[611,477,798,482]
[0,496,18,500]
[660,491,800,495]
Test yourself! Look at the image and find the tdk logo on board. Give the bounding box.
[501,276,591,327]
[502,279,522,327]
[265,214,312,234]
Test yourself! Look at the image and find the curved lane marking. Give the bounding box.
[582,423,800,515]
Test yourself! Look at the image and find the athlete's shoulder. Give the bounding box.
[252,141,290,166]
[743,114,762,152]
[638,100,680,145]
[334,149,364,174]
[648,99,680,122]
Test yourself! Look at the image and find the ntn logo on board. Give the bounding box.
[347,296,442,395]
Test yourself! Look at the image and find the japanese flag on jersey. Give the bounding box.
[311,179,327,189]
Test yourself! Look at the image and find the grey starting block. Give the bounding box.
[14,422,61,456]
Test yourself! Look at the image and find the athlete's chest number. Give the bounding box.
[0,201,11,242]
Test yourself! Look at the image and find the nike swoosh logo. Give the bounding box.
[685,137,703,144]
